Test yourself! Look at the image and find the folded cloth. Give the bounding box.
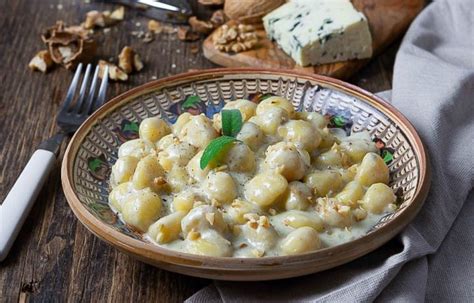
[187,0,474,301]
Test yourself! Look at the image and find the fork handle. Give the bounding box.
[0,150,56,261]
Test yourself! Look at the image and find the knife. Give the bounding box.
[97,0,192,24]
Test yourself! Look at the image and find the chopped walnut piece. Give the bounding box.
[109,6,125,21]
[118,46,134,73]
[118,46,145,74]
[177,27,200,41]
[210,199,222,208]
[84,7,124,29]
[133,54,144,71]
[205,213,216,225]
[42,21,96,69]
[353,208,367,221]
[98,60,128,81]
[214,23,258,53]
[243,213,259,222]
[83,10,103,29]
[143,31,154,43]
[29,50,54,73]
[258,216,270,228]
[162,24,178,34]
[248,221,258,229]
[148,20,163,34]
[210,9,225,27]
[187,229,201,240]
[198,0,224,5]
[239,243,248,248]
[188,16,214,34]
[153,176,167,187]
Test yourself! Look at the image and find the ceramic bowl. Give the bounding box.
[61,68,430,281]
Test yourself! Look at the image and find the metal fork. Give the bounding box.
[0,63,109,261]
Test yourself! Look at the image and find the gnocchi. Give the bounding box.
[109,96,397,257]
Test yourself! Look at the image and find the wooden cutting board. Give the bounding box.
[203,0,425,79]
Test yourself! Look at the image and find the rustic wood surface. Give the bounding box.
[0,0,400,302]
[203,0,423,79]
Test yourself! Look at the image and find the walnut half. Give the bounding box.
[213,23,258,53]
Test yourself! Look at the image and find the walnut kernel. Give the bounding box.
[148,20,163,34]
[98,60,128,81]
[213,23,258,53]
[28,50,54,73]
[118,46,144,74]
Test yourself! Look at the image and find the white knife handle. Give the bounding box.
[0,149,56,261]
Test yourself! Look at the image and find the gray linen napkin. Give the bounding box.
[187,0,474,301]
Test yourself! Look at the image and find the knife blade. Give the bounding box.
[96,0,192,24]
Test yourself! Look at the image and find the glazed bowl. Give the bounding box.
[61,68,430,281]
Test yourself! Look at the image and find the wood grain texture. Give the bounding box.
[0,0,401,301]
[203,0,424,79]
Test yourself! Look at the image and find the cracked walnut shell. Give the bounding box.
[213,23,258,53]
[41,21,96,69]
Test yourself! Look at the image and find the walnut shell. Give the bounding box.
[224,0,284,24]
[41,21,96,69]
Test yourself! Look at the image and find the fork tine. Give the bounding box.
[61,63,83,112]
[83,65,100,114]
[94,65,109,111]
[71,64,92,114]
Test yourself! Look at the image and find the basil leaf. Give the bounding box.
[200,136,237,170]
[123,121,139,133]
[221,109,243,137]
[182,95,201,109]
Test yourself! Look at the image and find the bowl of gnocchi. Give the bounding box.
[62,68,429,280]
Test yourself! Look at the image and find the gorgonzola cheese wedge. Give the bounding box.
[263,0,373,66]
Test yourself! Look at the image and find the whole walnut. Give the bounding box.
[224,0,285,24]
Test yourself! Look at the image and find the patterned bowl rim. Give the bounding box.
[61,68,430,273]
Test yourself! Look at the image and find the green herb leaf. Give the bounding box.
[200,136,237,170]
[88,158,103,171]
[123,121,139,133]
[332,115,346,127]
[182,95,201,109]
[221,109,243,137]
[381,150,394,164]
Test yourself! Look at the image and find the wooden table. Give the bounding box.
[0,0,398,301]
